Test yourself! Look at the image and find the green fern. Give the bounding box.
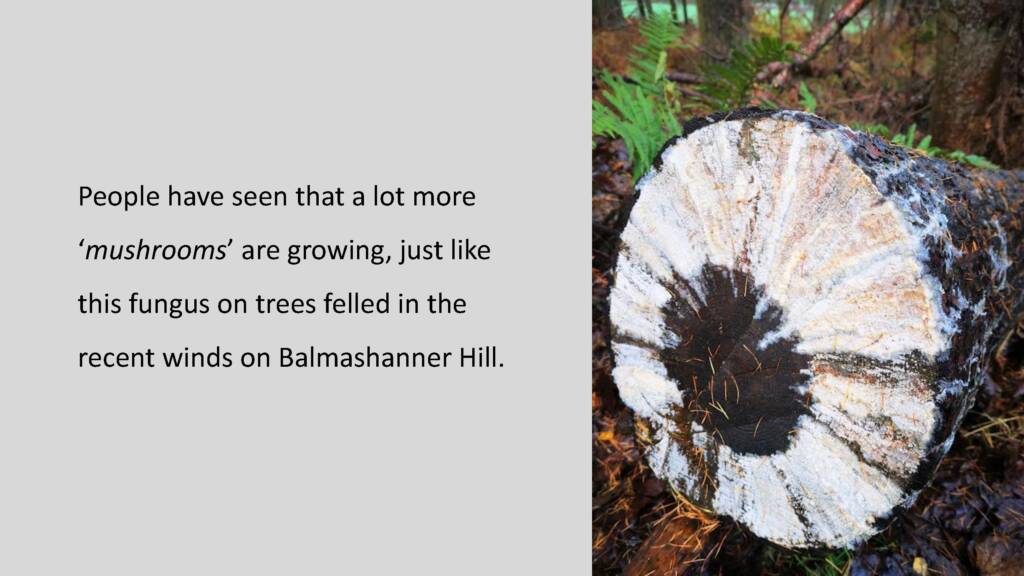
[854,121,1000,169]
[592,15,683,181]
[893,123,1000,167]
[593,73,681,181]
[695,36,794,111]
[592,21,800,180]
[851,122,891,137]
[798,81,817,114]
[945,149,999,169]
[891,123,918,148]
[628,16,681,94]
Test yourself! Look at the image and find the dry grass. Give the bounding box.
[963,412,1024,449]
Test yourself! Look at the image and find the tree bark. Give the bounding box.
[697,0,751,63]
[593,0,626,29]
[931,0,1024,167]
[610,108,1024,548]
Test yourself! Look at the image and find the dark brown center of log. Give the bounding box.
[661,264,811,456]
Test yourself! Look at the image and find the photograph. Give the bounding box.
[593,1,1024,574]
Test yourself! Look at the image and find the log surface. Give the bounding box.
[610,109,1024,548]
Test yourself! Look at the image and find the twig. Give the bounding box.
[666,71,702,84]
[758,0,873,87]
[778,0,793,44]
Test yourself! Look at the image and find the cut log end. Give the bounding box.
[610,109,1022,548]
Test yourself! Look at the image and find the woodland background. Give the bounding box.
[592,1,1024,574]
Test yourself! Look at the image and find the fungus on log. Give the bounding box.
[609,109,1024,549]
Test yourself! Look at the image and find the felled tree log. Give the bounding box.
[610,109,1024,549]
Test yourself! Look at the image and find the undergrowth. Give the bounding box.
[595,9,1000,179]
[592,16,683,182]
[852,122,1000,168]
[693,36,793,111]
[763,546,853,576]
[593,17,794,181]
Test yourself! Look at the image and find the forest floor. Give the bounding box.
[592,18,1024,576]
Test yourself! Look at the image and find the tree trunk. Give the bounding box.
[681,0,689,25]
[697,0,751,63]
[593,0,626,29]
[637,0,648,19]
[610,108,1024,548]
[669,0,679,22]
[931,0,1024,167]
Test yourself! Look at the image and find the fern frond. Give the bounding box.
[592,14,683,181]
[850,122,1000,169]
[798,82,817,114]
[695,36,794,111]
[630,15,681,73]
[628,15,681,97]
[593,71,680,181]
